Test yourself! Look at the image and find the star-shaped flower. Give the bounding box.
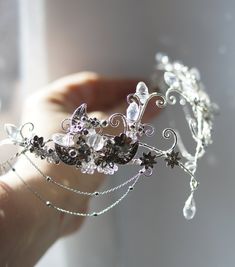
[164,150,181,168]
[140,151,157,169]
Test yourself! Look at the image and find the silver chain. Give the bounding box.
[7,159,144,217]
[24,153,143,196]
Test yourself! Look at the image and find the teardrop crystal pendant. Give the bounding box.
[183,192,196,220]
[126,102,140,122]
[136,82,149,104]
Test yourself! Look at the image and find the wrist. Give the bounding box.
[12,155,91,233]
[0,167,61,266]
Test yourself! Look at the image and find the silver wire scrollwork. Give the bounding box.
[0,53,217,219]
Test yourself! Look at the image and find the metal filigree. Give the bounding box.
[0,53,218,220]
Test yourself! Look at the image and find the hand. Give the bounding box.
[0,72,159,266]
[19,72,152,236]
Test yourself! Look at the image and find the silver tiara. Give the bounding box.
[0,53,218,220]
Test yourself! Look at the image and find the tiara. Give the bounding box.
[0,53,218,220]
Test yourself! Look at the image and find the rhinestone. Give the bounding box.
[164,72,179,87]
[155,52,169,64]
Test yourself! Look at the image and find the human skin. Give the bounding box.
[0,72,158,266]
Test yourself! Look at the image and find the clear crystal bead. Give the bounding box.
[155,52,169,64]
[4,124,23,143]
[70,103,87,125]
[113,164,118,172]
[87,134,104,151]
[97,166,104,173]
[52,133,74,147]
[164,72,179,87]
[88,128,96,135]
[126,102,140,122]
[173,61,183,71]
[135,82,149,104]
[126,130,138,141]
[183,192,196,220]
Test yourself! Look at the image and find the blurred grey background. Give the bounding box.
[0,0,18,110]
[2,0,235,266]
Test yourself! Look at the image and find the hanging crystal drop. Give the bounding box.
[126,102,139,122]
[135,82,149,104]
[164,72,179,87]
[183,192,196,220]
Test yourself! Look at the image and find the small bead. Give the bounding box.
[93,213,98,216]
[83,129,89,135]
[129,187,134,191]
[46,176,51,182]
[94,192,99,196]
[130,124,135,129]
[69,150,77,157]
[101,120,108,127]
[48,148,53,154]
[12,167,15,172]
[46,201,51,207]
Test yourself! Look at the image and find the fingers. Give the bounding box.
[47,72,141,112]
